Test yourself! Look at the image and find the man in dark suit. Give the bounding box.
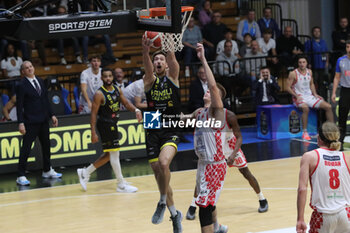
[16,61,62,186]
[254,66,280,105]
[188,66,208,112]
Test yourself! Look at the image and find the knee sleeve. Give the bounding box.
[199,205,214,227]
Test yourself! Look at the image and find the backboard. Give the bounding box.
[0,0,185,40]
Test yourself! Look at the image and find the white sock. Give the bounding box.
[213,221,219,231]
[109,151,124,183]
[168,205,177,217]
[160,194,167,204]
[257,192,265,201]
[190,197,197,207]
[86,164,96,175]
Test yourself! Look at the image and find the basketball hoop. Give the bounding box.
[139,6,194,52]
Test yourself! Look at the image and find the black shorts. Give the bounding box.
[146,129,180,163]
[97,120,120,152]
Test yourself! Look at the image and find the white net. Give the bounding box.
[160,10,193,52]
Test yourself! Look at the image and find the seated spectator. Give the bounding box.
[2,95,17,121]
[1,43,22,79]
[257,6,281,39]
[55,5,82,65]
[257,28,278,67]
[202,12,228,60]
[244,40,266,80]
[188,66,207,112]
[332,17,350,53]
[304,26,329,98]
[114,67,128,90]
[216,40,249,102]
[82,35,116,64]
[122,79,147,110]
[254,66,280,105]
[276,26,304,68]
[182,17,203,70]
[1,43,22,95]
[236,9,261,43]
[216,40,239,76]
[239,33,253,57]
[331,17,350,69]
[244,40,266,96]
[216,29,240,58]
[197,0,212,28]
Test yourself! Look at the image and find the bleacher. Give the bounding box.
[0,0,319,121]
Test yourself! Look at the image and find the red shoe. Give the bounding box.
[302,132,311,140]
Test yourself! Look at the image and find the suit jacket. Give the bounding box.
[254,76,280,105]
[16,77,53,124]
[188,78,205,112]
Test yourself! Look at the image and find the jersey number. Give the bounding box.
[329,169,340,189]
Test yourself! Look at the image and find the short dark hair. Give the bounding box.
[243,33,252,38]
[248,9,255,13]
[297,55,309,64]
[263,7,272,13]
[346,40,350,45]
[101,67,113,75]
[260,66,270,71]
[89,55,101,61]
[152,50,166,62]
[263,28,273,35]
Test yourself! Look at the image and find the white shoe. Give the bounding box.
[16,176,30,186]
[60,57,67,65]
[77,168,90,191]
[42,167,62,179]
[117,181,138,193]
[76,56,82,64]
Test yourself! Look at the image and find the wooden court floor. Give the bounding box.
[0,157,313,233]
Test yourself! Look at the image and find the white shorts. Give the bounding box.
[309,207,350,233]
[195,160,227,207]
[293,94,323,109]
[228,149,248,168]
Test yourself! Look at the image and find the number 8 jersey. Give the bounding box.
[310,148,350,214]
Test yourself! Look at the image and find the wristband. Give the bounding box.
[135,108,141,113]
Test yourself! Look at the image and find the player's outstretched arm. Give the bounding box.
[90,91,104,144]
[166,51,180,83]
[196,43,222,109]
[142,37,156,91]
[119,89,142,122]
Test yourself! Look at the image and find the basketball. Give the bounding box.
[144,31,162,48]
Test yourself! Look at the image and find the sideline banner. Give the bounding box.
[0,112,146,174]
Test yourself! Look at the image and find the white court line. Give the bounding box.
[291,138,318,145]
[0,187,307,208]
[0,156,302,196]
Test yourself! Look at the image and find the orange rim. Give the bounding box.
[140,6,194,18]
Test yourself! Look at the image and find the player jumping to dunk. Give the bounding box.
[142,35,183,233]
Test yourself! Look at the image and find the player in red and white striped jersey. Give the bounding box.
[186,43,227,233]
[286,56,333,140]
[186,108,269,222]
[297,122,350,233]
